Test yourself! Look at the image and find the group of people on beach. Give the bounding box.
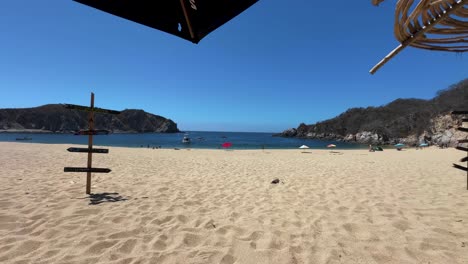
[369,145,384,152]
[141,144,162,149]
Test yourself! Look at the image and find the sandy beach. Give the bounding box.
[0,142,467,264]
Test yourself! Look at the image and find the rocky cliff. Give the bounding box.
[277,79,468,147]
[0,104,180,133]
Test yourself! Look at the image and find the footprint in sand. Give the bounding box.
[138,204,150,211]
[3,240,43,261]
[342,223,376,241]
[182,232,202,247]
[117,239,138,254]
[392,220,410,231]
[111,216,126,224]
[184,200,197,206]
[268,235,286,250]
[372,253,393,263]
[240,230,264,241]
[151,216,174,226]
[239,231,264,249]
[203,219,216,229]
[30,229,46,237]
[419,238,451,251]
[109,230,140,240]
[220,253,236,264]
[177,215,189,224]
[158,187,169,192]
[39,249,61,260]
[29,213,47,221]
[0,244,15,255]
[74,208,101,215]
[86,240,118,255]
[152,239,167,251]
[195,251,220,263]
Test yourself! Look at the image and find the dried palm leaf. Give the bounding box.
[370,0,467,74]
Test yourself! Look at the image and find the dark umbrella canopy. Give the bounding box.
[74,0,259,43]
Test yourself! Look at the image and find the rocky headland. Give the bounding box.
[276,79,468,147]
[0,104,179,133]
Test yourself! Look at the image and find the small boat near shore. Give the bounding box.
[182,134,191,143]
[15,137,32,141]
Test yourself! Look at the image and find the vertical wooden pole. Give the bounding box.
[179,0,196,40]
[86,93,95,194]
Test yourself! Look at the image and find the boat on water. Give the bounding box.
[15,137,32,141]
[182,134,191,143]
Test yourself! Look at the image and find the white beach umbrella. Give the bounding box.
[299,145,309,149]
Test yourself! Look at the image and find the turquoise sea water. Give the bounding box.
[0,131,366,150]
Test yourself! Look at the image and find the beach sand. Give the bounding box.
[0,142,467,264]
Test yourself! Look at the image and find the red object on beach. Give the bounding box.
[222,142,232,148]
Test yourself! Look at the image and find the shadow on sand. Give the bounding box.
[89,192,128,205]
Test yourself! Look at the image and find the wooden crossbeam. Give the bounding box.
[67,147,109,154]
[452,110,468,191]
[74,130,110,135]
[64,167,111,173]
[456,146,468,152]
[64,103,121,115]
[453,164,468,172]
[452,111,468,115]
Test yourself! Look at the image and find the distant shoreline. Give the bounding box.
[0,132,369,150]
[0,129,56,134]
[0,129,179,134]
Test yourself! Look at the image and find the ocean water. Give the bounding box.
[0,131,367,150]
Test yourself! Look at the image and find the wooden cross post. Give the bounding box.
[452,111,468,190]
[64,93,121,195]
[86,93,95,194]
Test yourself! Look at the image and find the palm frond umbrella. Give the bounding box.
[370,0,468,74]
[74,0,259,44]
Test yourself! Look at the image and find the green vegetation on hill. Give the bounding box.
[0,104,179,133]
[278,79,468,146]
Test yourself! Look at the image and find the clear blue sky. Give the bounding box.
[0,1,466,132]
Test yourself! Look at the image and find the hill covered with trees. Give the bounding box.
[277,79,467,147]
[0,104,179,133]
